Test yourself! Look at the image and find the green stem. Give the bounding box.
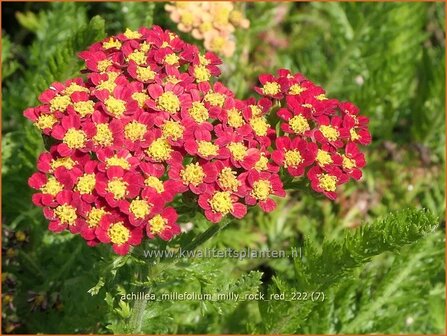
[128,219,231,333]
[183,219,231,252]
[129,294,148,333]
[129,254,150,334]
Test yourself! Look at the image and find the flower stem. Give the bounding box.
[128,219,231,333]
[183,218,231,252]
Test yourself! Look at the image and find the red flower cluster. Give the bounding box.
[25,26,370,255]
[256,70,371,199]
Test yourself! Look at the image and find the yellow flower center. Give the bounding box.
[73,100,95,117]
[139,41,151,52]
[106,178,128,199]
[215,8,230,24]
[86,207,107,228]
[124,121,147,142]
[250,116,269,136]
[194,65,211,82]
[128,50,147,66]
[318,174,337,192]
[251,180,272,201]
[63,83,89,95]
[320,125,339,141]
[250,105,263,117]
[124,28,142,39]
[342,155,356,170]
[103,37,122,50]
[136,66,156,82]
[180,163,205,186]
[227,108,245,128]
[230,10,244,25]
[129,199,151,219]
[106,155,130,169]
[146,138,173,162]
[93,123,113,147]
[144,176,164,193]
[50,157,76,171]
[164,75,180,85]
[148,215,168,234]
[97,59,112,72]
[50,95,71,112]
[227,142,247,161]
[199,54,210,65]
[188,102,209,122]
[204,92,225,107]
[105,97,126,118]
[209,36,226,52]
[131,92,149,108]
[302,103,314,109]
[164,53,180,65]
[157,92,180,114]
[199,21,213,33]
[180,12,194,26]
[288,115,310,134]
[315,94,327,101]
[262,82,280,95]
[40,177,63,196]
[35,114,58,130]
[288,84,306,95]
[75,173,96,194]
[350,128,360,141]
[108,222,130,245]
[161,120,184,141]
[316,150,333,166]
[63,128,86,149]
[197,140,218,157]
[255,154,269,171]
[284,150,303,168]
[54,204,77,225]
[209,191,233,214]
[96,72,118,92]
[218,168,240,192]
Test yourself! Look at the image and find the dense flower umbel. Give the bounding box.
[255,69,370,200]
[25,26,369,255]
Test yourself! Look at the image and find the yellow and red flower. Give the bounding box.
[146,207,181,241]
[43,190,83,234]
[272,137,316,177]
[307,166,349,200]
[96,213,143,255]
[241,170,286,213]
[198,188,247,223]
[95,167,143,208]
[168,160,217,194]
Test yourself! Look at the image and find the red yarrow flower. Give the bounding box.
[96,213,143,255]
[198,188,247,223]
[307,166,349,200]
[272,137,316,177]
[146,207,181,240]
[168,160,217,194]
[240,170,285,212]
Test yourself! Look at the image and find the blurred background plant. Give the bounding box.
[1,2,445,334]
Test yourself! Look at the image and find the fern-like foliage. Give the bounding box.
[256,208,442,334]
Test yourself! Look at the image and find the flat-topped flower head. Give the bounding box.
[198,188,246,223]
[146,207,181,240]
[96,213,143,255]
[25,27,370,255]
